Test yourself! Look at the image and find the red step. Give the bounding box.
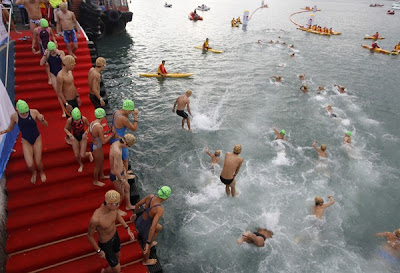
[15,55,92,68]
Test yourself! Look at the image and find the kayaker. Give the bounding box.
[372,32,379,39]
[371,42,380,49]
[329,28,333,34]
[394,42,400,51]
[157,60,167,76]
[231,18,236,27]
[203,38,211,50]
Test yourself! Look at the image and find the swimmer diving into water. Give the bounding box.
[273,128,285,140]
[237,228,274,247]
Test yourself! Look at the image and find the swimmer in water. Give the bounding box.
[317,86,325,93]
[290,53,295,57]
[270,76,282,83]
[299,74,306,81]
[289,44,295,48]
[268,40,274,45]
[237,228,274,247]
[334,85,346,94]
[205,147,221,165]
[257,40,262,43]
[313,196,335,220]
[343,131,352,144]
[273,128,285,140]
[312,141,327,158]
[300,85,308,93]
[220,144,244,197]
[376,228,400,265]
[325,105,337,117]
[282,42,286,45]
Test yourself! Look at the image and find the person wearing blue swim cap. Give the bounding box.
[273,128,285,140]
[133,186,171,265]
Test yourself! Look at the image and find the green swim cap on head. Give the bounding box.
[94,108,106,119]
[47,41,56,51]
[16,100,29,113]
[40,18,49,28]
[71,107,81,120]
[280,130,286,136]
[122,99,134,111]
[346,131,352,137]
[158,186,171,199]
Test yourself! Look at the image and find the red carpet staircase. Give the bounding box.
[5,31,148,273]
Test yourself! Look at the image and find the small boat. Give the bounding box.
[196,5,210,11]
[188,12,203,21]
[139,73,194,78]
[361,44,390,54]
[164,3,172,8]
[194,46,224,53]
[393,1,400,10]
[387,10,395,14]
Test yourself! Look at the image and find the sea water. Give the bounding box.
[97,0,400,272]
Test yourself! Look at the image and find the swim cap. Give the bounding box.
[315,196,324,205]
[158,186,171,199]
[40,18,49,28]
[280,130,286,136]
[186,90,192,96]
[96,57,106,67]
[63,55,76,66]
[71,107,81,120]
[215,150,221,156]
[233,144,242,154]
[346,131,352,137]
[94,108,106,119]
[47,41,56,51]
[105,190,121,203]
[394,228,400,237]
[321,144,327,151]
[124,133,136,146]
[122,99,134,111]
[16,100,29,113]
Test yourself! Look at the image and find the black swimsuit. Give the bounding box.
[253,232,267,241]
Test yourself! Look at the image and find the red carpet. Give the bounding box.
[5,31,148,273]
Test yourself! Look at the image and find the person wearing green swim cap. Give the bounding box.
[40,40,66,117]
[64,107,93,173]
[273,128,285,140]
[90,108,113,187]
[1,100,48,184]
[109,99,139,171]
[133,186,171,265]
[344,131,352,144]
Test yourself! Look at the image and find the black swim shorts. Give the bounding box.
[98,231,121,267]
[89,93,103,109]
[66,97,79,109]
[220,176,233,185]
[176,110,188,119]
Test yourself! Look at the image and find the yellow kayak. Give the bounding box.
[139,73,194,78]
[194,46,224,53]
[361,44,390,54]
[391,51,400,55]
[298,27,330,36]
[364,36,385,40]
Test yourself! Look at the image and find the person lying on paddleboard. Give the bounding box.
[203,38,211,50]
[157,60,167,77]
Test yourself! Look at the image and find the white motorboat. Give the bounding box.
[196,5,210,11]
[392,1,400,10]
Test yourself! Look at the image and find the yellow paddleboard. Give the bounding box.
[364,36,385,40]
[139,73,194,78]
[361,45,390,54]
[194,46,224,53]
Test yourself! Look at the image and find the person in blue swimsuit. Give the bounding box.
[90,108,112,187]
[110,99,139,171]
[376,228,400,266]
[133,186,171,265]
[40,41,66,117]
[0,100,48,184]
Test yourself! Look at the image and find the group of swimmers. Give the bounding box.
[231,16,242,27]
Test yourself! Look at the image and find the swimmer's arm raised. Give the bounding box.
[124,111,138,131]
[205,148,213,158]
[323,196,335,208]
[273,128,280,137]
[375,232,391,237]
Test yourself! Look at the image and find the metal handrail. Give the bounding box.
[1,6,12,89]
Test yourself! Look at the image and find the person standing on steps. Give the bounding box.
[90,108,112,187]
[133,186,171,266]
[15,0,42,36]
[64,108,93,173]
[32,18,57,84]
[56,2,80,58]
[88,57,107,109]
[109,99,139,172]
[56,55,81,115]
[109,133,136,216]
[0,100,48,184]
[87,190,135,273]
[220,144,244,197]
[40,41,66,117]
[172,90,193,132]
